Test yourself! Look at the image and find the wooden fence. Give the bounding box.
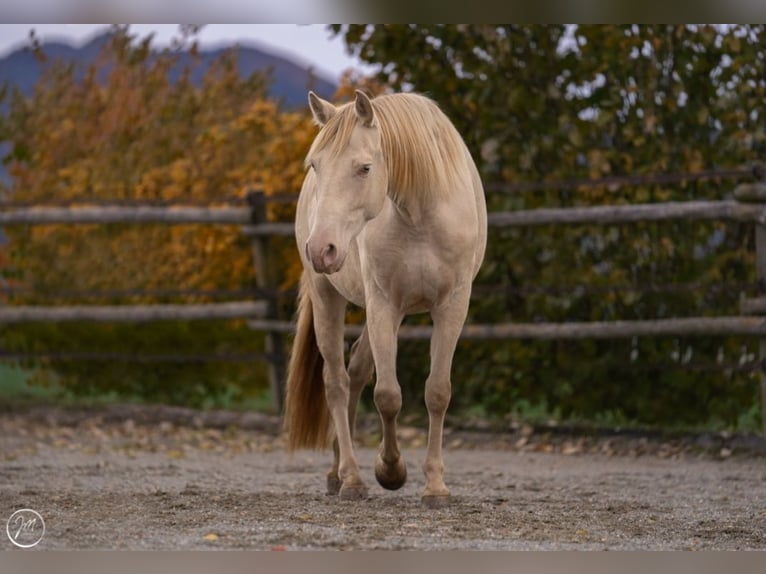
[3,182,766,432]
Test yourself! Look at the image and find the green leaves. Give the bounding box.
[338,25,763,430]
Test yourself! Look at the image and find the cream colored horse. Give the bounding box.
[285,90,487,507]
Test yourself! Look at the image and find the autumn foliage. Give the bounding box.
[0,28,315,405]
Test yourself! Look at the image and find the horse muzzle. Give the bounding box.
[305,238,346,275]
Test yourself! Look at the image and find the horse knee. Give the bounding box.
[374,383,402,419]
[425,378,451,414]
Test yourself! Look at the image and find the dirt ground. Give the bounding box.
[2,404,766,550]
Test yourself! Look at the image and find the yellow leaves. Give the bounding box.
[586,149,611,179]
[238,99,280,134]
[334,69,388,101]
[684,149,705,173]
[4,35,314,308]
[170,159,192,184]
[282,255,304,292]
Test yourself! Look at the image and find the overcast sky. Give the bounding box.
[0,24,368,83]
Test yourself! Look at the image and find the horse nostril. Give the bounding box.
[307,239,342,273]
[322,243,337,267]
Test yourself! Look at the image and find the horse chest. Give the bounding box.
[365,237,457,313]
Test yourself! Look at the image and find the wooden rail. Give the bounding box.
[0,301,268,324]
[248,316,766,340]
[3,195,766,232]
[487,200,766,227]
[0,205,253,225]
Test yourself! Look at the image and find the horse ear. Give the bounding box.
[354,90,376,127]
[308,91,337,126]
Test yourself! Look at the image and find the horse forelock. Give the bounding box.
[305,102,357,169]
[305,93,469,204]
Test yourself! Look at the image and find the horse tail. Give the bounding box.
[284,274,332,450]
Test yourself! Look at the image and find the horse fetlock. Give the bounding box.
[375,452,407,491]
[422,459,445,478]
[326,473,341,496]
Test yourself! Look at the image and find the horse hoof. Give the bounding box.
[326,475,341,496]
[421,494,450,509]
[375,454,407,491]
[339,483,369,501]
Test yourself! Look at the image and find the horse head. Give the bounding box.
[304,90,389,274]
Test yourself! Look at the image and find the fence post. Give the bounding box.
[755,225,766,437]
[245,190,286,414]
[735,168,766,435]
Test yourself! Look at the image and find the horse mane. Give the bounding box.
[306,93,471,203]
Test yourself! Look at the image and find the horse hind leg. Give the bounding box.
[326,326,374,495]
[326,438,341,495]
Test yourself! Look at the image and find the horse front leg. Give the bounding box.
[312,278,368,500]
[327,326,374,495]
[422,287,471,508]
[366,295,407,491]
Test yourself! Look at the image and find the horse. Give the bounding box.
[285,89,487,507]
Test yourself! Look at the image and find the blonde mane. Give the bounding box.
[306,93,471,203]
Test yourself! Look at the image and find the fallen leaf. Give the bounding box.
[204,533,219,541]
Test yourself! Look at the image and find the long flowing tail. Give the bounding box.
[284,274,332,450]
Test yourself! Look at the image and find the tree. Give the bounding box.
[331,25,765,429]
[0,27,315,407]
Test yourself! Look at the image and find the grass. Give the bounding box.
[0,363,60,405]
[1,363,759,432]
[0,362,279,414]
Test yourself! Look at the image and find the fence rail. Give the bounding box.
[4,190,765,231]
[246,316,766,340]
[0,301,267,324]
[3,181,766,431]
[0,205,254,225]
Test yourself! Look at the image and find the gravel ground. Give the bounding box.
[2,405,766,550]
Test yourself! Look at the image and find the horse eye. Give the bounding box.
[359,164,371,176]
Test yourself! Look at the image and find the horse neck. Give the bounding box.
[386,187,427,226]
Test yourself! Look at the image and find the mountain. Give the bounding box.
[0,31,338,109]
